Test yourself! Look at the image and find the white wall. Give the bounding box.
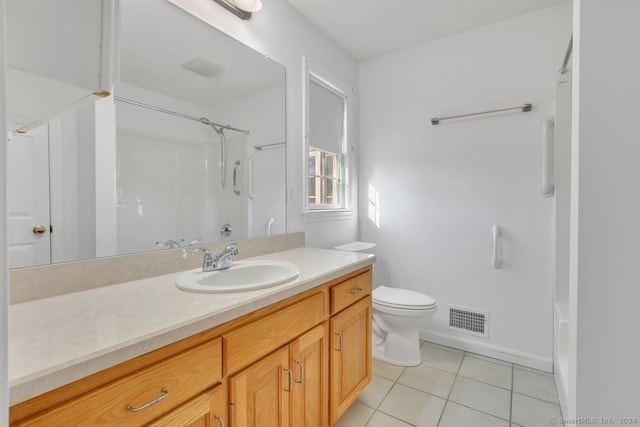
[0,0,7,421]
[569,0,640,419]
[168,0,359,249]
[359,3,572,369]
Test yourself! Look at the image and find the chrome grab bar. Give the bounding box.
[492,225,502,269]
[233,160,240,195]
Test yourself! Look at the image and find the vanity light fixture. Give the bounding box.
[212,0,262,20]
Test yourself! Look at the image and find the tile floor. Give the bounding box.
[335,341,563,427]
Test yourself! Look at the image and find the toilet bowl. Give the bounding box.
[332,242,437,366]
[372,286,437,366]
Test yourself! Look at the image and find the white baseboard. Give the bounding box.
[420,329,553,373]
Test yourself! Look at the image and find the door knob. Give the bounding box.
[33,225,47,235]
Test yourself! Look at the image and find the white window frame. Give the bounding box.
[302,56,354,221]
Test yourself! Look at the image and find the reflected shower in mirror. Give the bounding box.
[7,0,286,269]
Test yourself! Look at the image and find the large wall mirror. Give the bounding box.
[7,0,286,269]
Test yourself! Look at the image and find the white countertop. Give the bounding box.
[9,247,375,405]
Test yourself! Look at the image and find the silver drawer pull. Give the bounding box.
[350,288,364,294]
[294,360,304,384]
[214,414,225,427]
[283,367,293,392]
[125,387,169,412]
[335,332,343,352]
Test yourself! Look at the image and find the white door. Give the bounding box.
[7,125,51,268]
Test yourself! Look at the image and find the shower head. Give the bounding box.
[200,117,224,134]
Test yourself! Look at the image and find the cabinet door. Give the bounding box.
[329,297,372,424]
[290,323,329,427]
[146,383,226,427]
[229,347,291,427]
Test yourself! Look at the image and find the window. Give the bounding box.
[308,149,342,207]
[305,71,348,211]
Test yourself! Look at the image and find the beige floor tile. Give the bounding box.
[449,376,511,421]
[398,364,456,399]
[378,383,446,426]
[365,411,413,427]
[358,375,395,408]
[420,344,464,373]
[459,354,513,389]
[513,368,559,404]
[439,401,510,427]
[372,359,406,381]
[512,393,563,427]
[333,401,375,427]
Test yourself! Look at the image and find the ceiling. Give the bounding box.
[118,0,284,108]
[286,0,569,60]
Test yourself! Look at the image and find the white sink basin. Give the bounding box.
[175,260,300,293]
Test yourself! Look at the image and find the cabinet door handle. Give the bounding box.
[335,332,343,352]
[214,414,225,427]
[350,287,364,294]
[294,360,304,384]
[125,387,169,412]
[283,367,293,392]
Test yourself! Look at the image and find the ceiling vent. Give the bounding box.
[181,57,225,78]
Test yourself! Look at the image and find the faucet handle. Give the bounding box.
[193,248,211,255]
[225,243,239,255]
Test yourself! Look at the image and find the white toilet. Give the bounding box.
[372,285,436,366]
[333,242,437,366]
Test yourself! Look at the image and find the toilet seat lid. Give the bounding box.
[373,286,436,310]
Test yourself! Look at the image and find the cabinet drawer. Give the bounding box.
[224,292,325,374]
[17,338,222,426]
[330,270,372,315]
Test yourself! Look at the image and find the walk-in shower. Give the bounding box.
[113,96,250,189]
[554,33,573,418]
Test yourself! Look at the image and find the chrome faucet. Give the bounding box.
[156,239,183,249]
[156,239,203,249]
[196,244,239,272]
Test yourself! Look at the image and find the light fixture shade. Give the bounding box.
[234,0,262,12]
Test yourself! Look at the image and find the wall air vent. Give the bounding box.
[448,305,489,338]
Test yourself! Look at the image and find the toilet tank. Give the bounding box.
[332,241,376,254]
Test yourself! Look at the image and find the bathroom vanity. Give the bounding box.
[9,248,373,426]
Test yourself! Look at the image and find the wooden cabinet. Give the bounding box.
[13,338,223,426]
[229,347,291,427]
[330,295,372,423]
[224,292,325,375]
[147,384,226,427]
[228,320,329,427]
[290,324,329,427]
[10,266,372,427]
